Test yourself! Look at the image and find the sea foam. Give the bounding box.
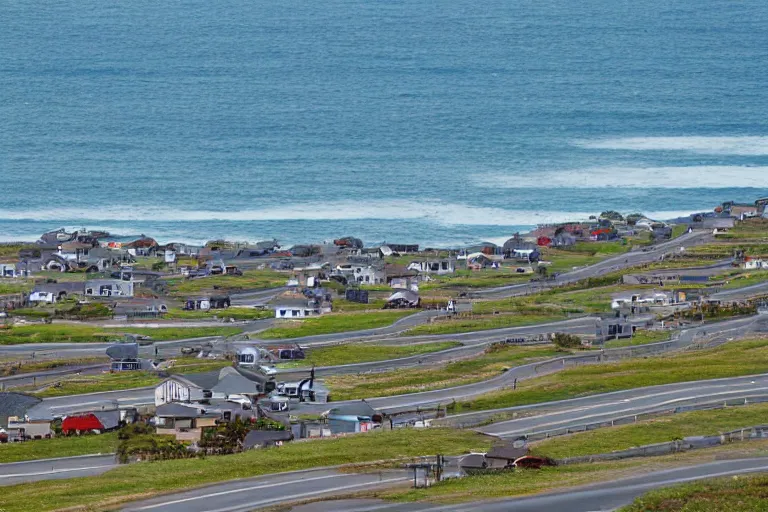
[471,166,768,189]
[574,137,768,155]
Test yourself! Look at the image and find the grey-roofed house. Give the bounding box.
[485,442,528,469]
[326,401,382,434]
[84,278,134,298]
[0,392,42,429]
[28,281,86,303]
[243,429,293,449]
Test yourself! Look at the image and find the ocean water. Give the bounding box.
[2,0,768,247]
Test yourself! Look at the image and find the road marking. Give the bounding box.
[1,464,115,479]
[130,473,346,510]
[202,476,411,512]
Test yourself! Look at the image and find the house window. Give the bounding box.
[279,310,286,317]
[85,288,93,295]
[291,310,299,317]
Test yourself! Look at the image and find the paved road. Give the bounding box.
[0,454,117,486]
[287,458,768,512]
[23,317,601,418]
[710,280,768,302]
[292,315,760,415]
[121,468,411,512]
[26,315,759,419]
[474,230,713,299]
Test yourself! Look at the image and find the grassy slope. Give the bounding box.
[532,402,768,459]
[384,442,768,505]
[163,307,273,320]
[0,429,491,512]
[277,341,461,368]
[0,324,242,345]
[258,311,414,339]
[403,314,565,336]
[449,338,768,414]
[602,329,671,348]
[326,345,562,400]
[0,433,119,463]
[620,473,768,512]
[164,269,287,296]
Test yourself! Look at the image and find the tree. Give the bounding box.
[553,332,582,350]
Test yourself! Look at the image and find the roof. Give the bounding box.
[386,290,419,304]
[328,400,379,418]
[486,443,528,461]
[243,429,293,449]
[155,402,212,418]
[0,393,41,420]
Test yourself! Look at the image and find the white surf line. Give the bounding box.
[131,473,345,510]
[1,464,115,479]
[485,387,768,436]
[203,477,412,512]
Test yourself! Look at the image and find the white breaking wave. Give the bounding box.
[574,136,768,155]
[471,166,768,189]
[0,201,600,227]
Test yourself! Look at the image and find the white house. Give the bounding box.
[84,279,134,298]
[407,260,455,275]
[743,258,768,270]
[0,264,18,278]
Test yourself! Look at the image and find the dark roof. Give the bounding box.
[486,443,528,461]
[155,402,211,418]
[243,429,293,449]
[91,410,121,430]
[176,370,223,390]
[328,400,379,418]
[0,392,41,420]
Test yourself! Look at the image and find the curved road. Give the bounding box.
[284,458,768,512]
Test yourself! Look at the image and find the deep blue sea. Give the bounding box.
[2,0,768,247]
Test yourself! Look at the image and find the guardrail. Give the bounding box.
[515,394,768,445]
[557,421,768,465]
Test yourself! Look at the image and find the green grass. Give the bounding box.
[333,299,387,312]
[0,433,119,463]
[532,402,768,460]
[671,224,689,239]
[258,311,414,339]
[0,324,242,345]
[163,307,273,320]
[448,338,768,414]
[276,341,461,368]
[403,314,565,336]
[163,269,287,296]
[326,344,562,400]
[620,473,768,512]
[0,428,491,512]
[473,284,640,316]
[720,270,768,290]
[1,357,107,376]
[419,269,531,291]
[383,442,768,505]
[0,280,32,294]
[602,329,671,348]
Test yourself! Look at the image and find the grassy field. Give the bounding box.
[473,284,639,316]
[620,473,768,512]
[532,402,768,460]
[448,338,768,414]
[0,280,32,294]
[276,341,461,368]
[602,329,671,348]
[0,429,491,512]
[163,269,287,296]
[258,311,415,339]
[333,298,387,312]
[382,441,768,505]
[0,324,242,345]
[720,270,768,290]
[402,314,565,336]
[163,307,273,320]
[325,344,562,400]
[1,356,107,376]
[0,433,119,463]
[31,358,232,397]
